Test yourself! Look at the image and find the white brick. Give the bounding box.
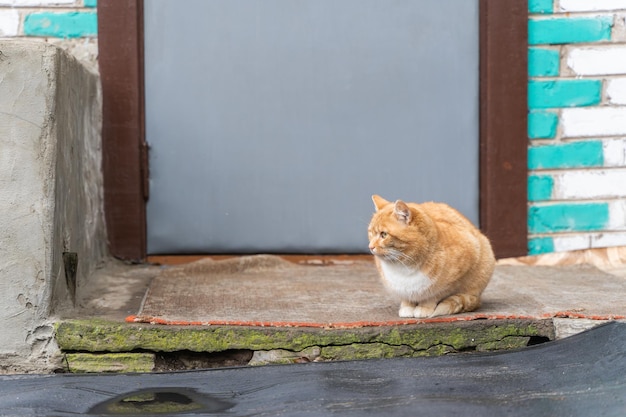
[613,13,626,42]
[592,231,626,247]
[609,200,626,229]
[0,9,19,36]
[553,232,626,252]
[553,235,592,252]
[554,170,626,199]
[607,78,626,105]
[562,107,626,137]
[567,46,626,76]
[559,0,626,12]
[604,138,626,166]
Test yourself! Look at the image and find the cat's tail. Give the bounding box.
[431,294,480,317]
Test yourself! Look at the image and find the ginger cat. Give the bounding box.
[368,195,495,318]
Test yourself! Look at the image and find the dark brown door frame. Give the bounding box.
[98,0,528,261]
[99,0,147,261]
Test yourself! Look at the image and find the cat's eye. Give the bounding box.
[380,231,388,239]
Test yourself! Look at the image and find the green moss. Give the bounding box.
[477,336,531,351]
[56,320,368,352]
[55,319,554,365]
[65,352,154,373]
[368,323,547,352]
[320,343,415,361]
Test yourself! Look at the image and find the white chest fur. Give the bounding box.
[379,260,433,302]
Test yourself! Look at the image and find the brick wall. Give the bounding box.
[528,0,626,254]
[0,0,97,71]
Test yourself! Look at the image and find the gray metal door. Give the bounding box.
[145,0,479,254]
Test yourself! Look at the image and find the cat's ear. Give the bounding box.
[372,195,390,211]
[394,200,411,223]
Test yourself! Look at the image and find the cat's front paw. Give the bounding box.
[399,305,416,318]
[412,306,435,318]
[398,301,417,317]
[412,301,437,318]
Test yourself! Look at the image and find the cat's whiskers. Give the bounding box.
[385,248,416,272]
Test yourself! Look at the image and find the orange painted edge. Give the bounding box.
[125,312,625,329]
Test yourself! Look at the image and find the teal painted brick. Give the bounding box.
[528,80,601,109]
[528,175,554,201]
[528,141,603,169]
[529,48,559,77]
[529,17,612,45]
[24,12,97,38]
[528,237,555,255]
[84,0,97,7]
[528,110,558,139]
[528,203,609,233]
[529,0,553,14]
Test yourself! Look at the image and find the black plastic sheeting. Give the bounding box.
[0,322,624,417]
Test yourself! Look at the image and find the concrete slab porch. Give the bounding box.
[54,251,626,373]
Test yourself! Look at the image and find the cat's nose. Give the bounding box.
[368,245,376,254]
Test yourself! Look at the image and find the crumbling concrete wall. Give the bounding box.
[0,40,106,373]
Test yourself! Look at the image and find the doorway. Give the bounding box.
[97,0,528,260]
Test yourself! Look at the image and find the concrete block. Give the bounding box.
[562,107,626,137]
[0,40,106,372]
[65,353,155,373]
[529,48,560,77]
[529,0,554,14]
[529,16,613,45]
[528,80,602,109]
[0,9,19,36]
[528,110,559,139]
[528,175,554,201]
[607,78,626,104]
[528,141,604,169]
[552,318,609,339]
[55,319,554,361]
[249,347,321,365]
[558,0,626,12]
[567,46,626,75]
[528,202,609,233]
[24,11,97,38]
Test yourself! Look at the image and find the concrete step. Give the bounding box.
[56,318,556,373]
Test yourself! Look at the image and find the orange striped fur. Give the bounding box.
[368,195,495,318]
